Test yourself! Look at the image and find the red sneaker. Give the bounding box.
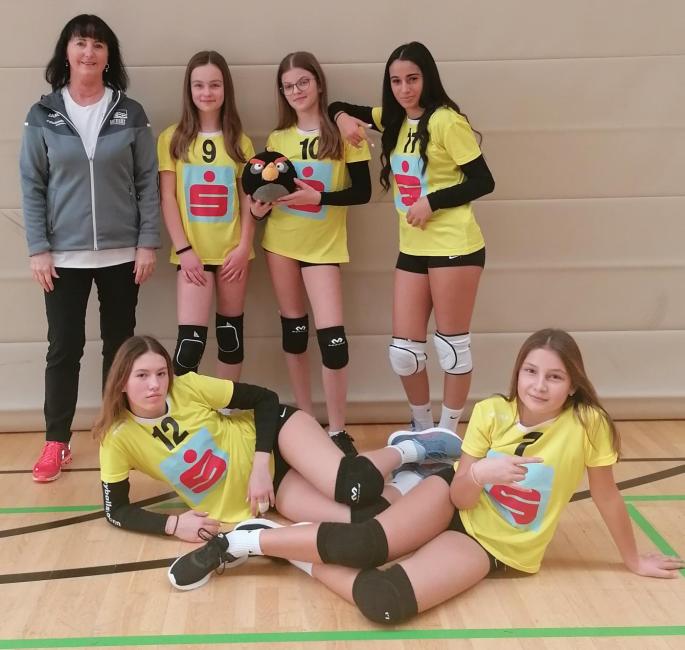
[32,441,72,482]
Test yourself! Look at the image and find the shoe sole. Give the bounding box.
[387,427,462,458]
[168,553,248,591]
[32,455,72,483]
[233,518,283,532]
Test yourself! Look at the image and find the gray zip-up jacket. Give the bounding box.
[20,89,160,256]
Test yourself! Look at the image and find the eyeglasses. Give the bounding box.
[280,76,315,95]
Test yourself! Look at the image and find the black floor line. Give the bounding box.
[0,491,176,538]
[0,467,100,475]
[0,558,176,584]
[570,464,685,501]
[0,465,682,584]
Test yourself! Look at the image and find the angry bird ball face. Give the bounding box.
[241,150,298,204]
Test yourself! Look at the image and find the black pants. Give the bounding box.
[44,263,139,442]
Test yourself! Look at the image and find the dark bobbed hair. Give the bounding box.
[506,329,620,455]
[92,336,173,441]
[45,14,128,91]
[169,50,245,164]
[275,51,343,160]
[379,41,479,191]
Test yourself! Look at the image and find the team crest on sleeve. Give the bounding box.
[280,160,331,220]
[183,165,235,223]
[158,427,228,504]
[390,154,426,211]
[483,450,553,530]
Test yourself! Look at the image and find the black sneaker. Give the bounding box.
[167,528,246,591]
[330,430,358,456]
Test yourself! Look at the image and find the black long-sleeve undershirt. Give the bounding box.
[102,381,281,534]
[319,160,371,206]
[329,102,378,131]
[228,382,280,453]
[328,101,495,209]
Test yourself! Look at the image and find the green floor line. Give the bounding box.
[623,495,685,501]
[627,504,685,576]
[1,625,685,648]
[0,502,184,515]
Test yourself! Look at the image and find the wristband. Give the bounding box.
[470,463,483,489]
[176,245,192,256]
[333,111,345,123]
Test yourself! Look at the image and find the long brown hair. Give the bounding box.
[507,329,620,455]
[275,51,343,160]
[169,51,245,163]
[92,336,173,442]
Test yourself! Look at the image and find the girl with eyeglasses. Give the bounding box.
[330,42,495,436]
[252,51,372,456]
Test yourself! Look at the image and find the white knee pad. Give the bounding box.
[388,338,427,376]
[433,332,472,375]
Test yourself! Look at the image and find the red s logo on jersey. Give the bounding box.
[489,484,542,525]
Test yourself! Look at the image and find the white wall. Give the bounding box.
[1,0,683,430]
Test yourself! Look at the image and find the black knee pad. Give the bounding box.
[434,466,455,485]
[317,325,349,369]
[317,518,388,569]
[281,315,309,354]
[216,313,244,364]
[173,325,207,375]
[351,496,391,523]
[352,565,418,624]
[334,455,384,505]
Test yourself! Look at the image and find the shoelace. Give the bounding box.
[196,528,235,576]
[39,442,65,463]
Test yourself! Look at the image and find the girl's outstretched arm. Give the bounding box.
[588,465,684,578]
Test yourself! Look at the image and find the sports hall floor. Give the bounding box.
[0,421,683,649]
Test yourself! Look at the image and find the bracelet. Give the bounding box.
[175,245,192,256]
[333,111,345,123]
[470,463,483,489]
[170,514,179,536]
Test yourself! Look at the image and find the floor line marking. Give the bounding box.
[1,625,685,648]
[626,504,685,576]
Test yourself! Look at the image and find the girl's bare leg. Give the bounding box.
[393,268,432,412]
[214,265,250,381]
[302,264,347,431]
[265,252,313,413]
[428,265,482,410]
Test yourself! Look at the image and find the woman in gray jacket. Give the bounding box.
[20,14,160,482]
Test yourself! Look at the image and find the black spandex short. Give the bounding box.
[272,404,299,492]
[433,466,506,573]
[396,247,486,274]
[176,264,219,272]
[299,261,340,269]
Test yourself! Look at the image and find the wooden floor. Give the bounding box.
[0,421,683,649]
